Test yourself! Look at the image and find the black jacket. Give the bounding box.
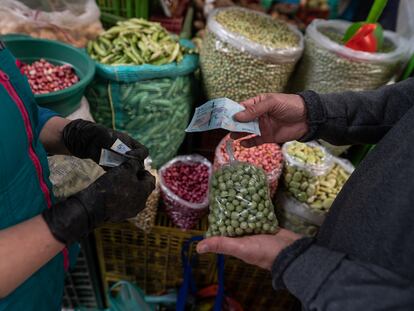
[272,79,414,310]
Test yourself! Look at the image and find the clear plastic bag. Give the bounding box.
[159,155,212,230]
[291,19,409,93]
[0,0,103,48]
[275,190,325,237]
[200,7,304,102]
[207,161,279,237]
[282,141,333,204]
[213,134,283,197]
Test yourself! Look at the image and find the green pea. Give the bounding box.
[231,212,239,220]
[231,220,239,227]
[248,187,256,195]
[227,226,234,234]
[268,212,275,221]
[245,227,253,234]
[262,208,269,215]
[248,215,256,223]
[241,179,249,186]
[248,222,256,229]
[221,190,229,197]
[235,228,243,235]
[212,179,218,187]
[250,201,258,209]
[240,222,248,229]
[229,189,237,197]
[252,194,260,202]
[235,205,244,213]
[232,199,240,206]
[226,203,235,211]
[262,223,270,231]
[258,203,265,211]
[258,189,265,197]
[219,183,226,191]
[265,200,271,208]
[225,219,231,226]
[293,172,302,182]
[256,212,264,220]
[226,180,234,187]
[219,226,226,234]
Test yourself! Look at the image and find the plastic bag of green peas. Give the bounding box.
[206,162,279,237]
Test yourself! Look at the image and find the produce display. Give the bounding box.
[291,20,408,93]
[88,75,192,168]
[275,190,325,237]
[21,59,79,94]
[87,18,192,66]
[207,162,278,237]
[200,7,303,102]
[159,155,212,230]
[214,134,283,196]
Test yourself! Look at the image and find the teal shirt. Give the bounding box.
[0,45,75,310]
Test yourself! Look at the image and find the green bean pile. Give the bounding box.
[87,18,193,66]
[207,163,279,237]
[86,75,192,168]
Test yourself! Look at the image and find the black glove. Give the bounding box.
[42,158,155,245]
[62,119,148,163]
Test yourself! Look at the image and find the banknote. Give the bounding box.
[185,98,261,135]
[99,139,131,167]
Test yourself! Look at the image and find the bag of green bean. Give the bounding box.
[200,7,303,102]
[290,19,409,94]
[86,39,199,168]
[207,161,279,237]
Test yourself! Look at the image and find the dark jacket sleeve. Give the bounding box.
[299,78,414,145]
[272,241,414,311]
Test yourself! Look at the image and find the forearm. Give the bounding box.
[300,78,414,145]
[272,243,414,310]
[39,116,71,155]
[0,215,64,298]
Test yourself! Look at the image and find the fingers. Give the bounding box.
[239,135,266,148]
[234,95,271,123]
[122,157,144,172]
[197,236,248,258]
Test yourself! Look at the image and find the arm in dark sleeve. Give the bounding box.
[299,78,414,145]
[272,241,414,311]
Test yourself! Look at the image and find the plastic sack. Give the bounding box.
[48,155,160,233]
[0,0,103,48]
[87,39,198,169]
[200,7,303,102]
[274,190,325,237]
[282,141,332,203]
[207,162,279,237]
[290,19,409,93]
[66,97,95,122]
[159,155,212,230]
[213,134,283,197]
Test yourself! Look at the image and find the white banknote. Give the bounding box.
[185,98,261,135]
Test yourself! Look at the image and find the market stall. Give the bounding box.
[0,0,413,310]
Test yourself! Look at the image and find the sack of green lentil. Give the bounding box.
[207,161,279,237]
[86,19,199,169]
[282,141,333,203]
[200,7,303,102]
[290,19,409,94]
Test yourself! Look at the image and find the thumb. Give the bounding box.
[197,236,245,257]
[234,95,272,123]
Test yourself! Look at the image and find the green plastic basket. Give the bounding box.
[97,0,149,27]
[2,36,95,116]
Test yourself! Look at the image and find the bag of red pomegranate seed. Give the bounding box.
[159,155,212,230]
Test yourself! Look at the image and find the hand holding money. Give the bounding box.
[230,94,309,148]
[186,98,261,135]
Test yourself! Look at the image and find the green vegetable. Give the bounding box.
[86,75,192,168]
[87,18,196,66]
[206,162,279,237]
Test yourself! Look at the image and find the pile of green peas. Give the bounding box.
[206,162,279,237]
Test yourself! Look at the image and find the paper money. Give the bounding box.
[185,98,261,135]
[99,139,131,167]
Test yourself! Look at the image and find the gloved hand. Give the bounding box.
[42,158,155,245]
[62,119,148,163]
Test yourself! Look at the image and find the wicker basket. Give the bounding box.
[95,211,299,310]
